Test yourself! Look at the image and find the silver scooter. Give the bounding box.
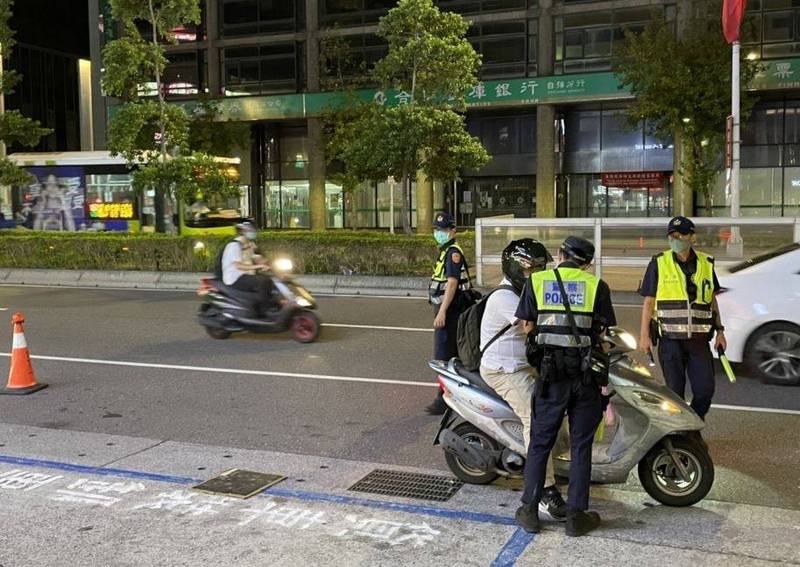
[430,327,714,507]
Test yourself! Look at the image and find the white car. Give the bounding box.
[716,243,800,385]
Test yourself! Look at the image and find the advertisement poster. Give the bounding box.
[19,167,86,231]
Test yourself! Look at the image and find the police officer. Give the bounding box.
[426,211,474,415]
[514,236,616,537]
[639,216,725,425]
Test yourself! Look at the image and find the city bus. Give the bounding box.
[6,151,244,235]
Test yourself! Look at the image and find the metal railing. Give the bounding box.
[475,216,800,291]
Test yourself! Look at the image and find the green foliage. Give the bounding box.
[186,96,250,156]
[131,153,240,205]
[0,110,50,147]
[320,28,372,91]
[101,24,165,101]
[0,231,475,276]
[107,100,189,162]
[613,0,760,214]
[374,0,481,107]
[323,0,488,233]
[109,0,200,43]
[0,156,32,186]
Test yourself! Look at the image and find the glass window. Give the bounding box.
[484,117,519,154]
[607,186,648,217]
[565,111,601,152]
[742,105,784,145]
[784,103,800,142]
[326,183,344,228]
[281,180,310,228]
[764,10,794,41]
[783,166,800,214]
[162,52,201,98]
[221,0,298,36]
[584,28,612,58]
[345,182,377,228]
[222,43,300,94]
[601,111,642,150]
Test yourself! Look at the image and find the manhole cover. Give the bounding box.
[192,469,286,499]
[348,469,463,502]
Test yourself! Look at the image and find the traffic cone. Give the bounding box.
[1,313,47,395]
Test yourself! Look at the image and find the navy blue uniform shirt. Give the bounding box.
[639,249,721,301]
[443,244,465,279]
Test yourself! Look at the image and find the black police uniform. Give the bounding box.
[431,241,467,360]
[640,249,721,419]
[515,261,616,513]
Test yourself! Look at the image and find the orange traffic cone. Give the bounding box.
[1,313,47,395]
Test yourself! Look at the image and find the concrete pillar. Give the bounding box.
[535,0,557,218]
[305,0,326,230]
[536,104,557,218]
[78,59,94,151]
[206,0,221,96]
[415,171,433,233]
[88,0,106,149]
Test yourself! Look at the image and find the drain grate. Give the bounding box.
[348,469,463,502]
[193,469,286,499]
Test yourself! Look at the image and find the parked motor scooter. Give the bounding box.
[430,327,714,507]
[197,258,321,343]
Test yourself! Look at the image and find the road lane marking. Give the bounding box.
[711,404,800,416]
[0,353,439,388]
[322,323,432,332]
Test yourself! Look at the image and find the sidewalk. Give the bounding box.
[0,268,645,303]
[0,423,796,566]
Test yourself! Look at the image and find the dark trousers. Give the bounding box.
[433,303,460,361]
[232,274,275,313]
[522,376,603,511]
[658,337,715,419]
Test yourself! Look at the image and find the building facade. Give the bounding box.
[88,0,800,229]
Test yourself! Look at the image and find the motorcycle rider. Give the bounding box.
[479,239,568,522]
[219,221,274,315]
[514,236,616,537]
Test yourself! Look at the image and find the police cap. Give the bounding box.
[667,216,695,236]
[432,211,456,229]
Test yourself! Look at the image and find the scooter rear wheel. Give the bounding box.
[290,310,320,343]
[638,435,714,507]
[444,423,500,485]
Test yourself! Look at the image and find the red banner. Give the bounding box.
[722,0,747,44]
[601,172,665,188]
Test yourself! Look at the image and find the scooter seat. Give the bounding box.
[452,359,503,400]
[211,279,262,303]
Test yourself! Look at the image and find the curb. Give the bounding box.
[0,268,645,303]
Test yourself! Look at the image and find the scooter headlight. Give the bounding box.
[296,297,312,308]
[631,390,682,415]
[273,258,293,272]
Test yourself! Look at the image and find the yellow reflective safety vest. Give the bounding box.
[429,241,472,305]
[531,267,600,348]
[653,250,715,339]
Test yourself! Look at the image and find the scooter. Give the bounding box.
[430,327,714,507]
[197,258,321,343]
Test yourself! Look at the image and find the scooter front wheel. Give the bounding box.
[638,435,714,507]
[290,310,320,343]
[444,423,500,485]
[205,326,232,340]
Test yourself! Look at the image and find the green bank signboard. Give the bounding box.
[110,57,800,123]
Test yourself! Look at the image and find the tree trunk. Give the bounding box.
[401,174,412,235]
[149,0,168,233]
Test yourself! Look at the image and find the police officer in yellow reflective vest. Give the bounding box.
[514,236,616,537]
[639,216,725,425]
[426,211,474,414]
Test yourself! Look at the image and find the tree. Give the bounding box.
[103,0,239,232]
[186,95,250,156]
[613,0,759,215]
[325,0,489,234]
[0,0,50,185]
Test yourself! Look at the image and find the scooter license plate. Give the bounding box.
[433,408,453,445]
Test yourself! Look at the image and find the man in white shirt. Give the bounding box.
[218,221,273,314]
[480,238,567,521]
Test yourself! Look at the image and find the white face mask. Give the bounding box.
[244,231,257,241]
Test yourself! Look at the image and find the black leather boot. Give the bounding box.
[565,509,601,537]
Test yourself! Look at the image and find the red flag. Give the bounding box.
[722,0,747,44]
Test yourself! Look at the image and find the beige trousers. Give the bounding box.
[481,365,557,488]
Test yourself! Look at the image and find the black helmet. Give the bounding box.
[502,238,553,291]
[560,236,595,265]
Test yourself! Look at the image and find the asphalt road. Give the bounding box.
[0,286,796,512]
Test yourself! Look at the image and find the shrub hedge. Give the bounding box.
[0,230,476,276]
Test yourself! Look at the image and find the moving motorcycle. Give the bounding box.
[197,258,321,343]
[430,327,714,507]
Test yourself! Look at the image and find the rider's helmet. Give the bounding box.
[236,220,257,240]
[501,238,552,292]
[560,236,595,266]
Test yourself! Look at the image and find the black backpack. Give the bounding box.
[214,240,240,279]
[456,284,518,372]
